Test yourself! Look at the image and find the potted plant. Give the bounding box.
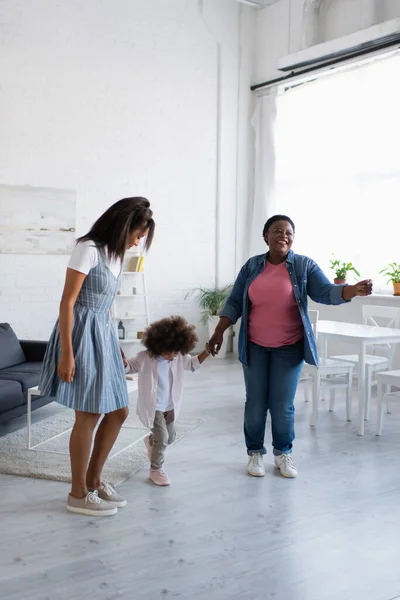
[379,262,400,296]
[186,285,232,359]
[329,258,360,284]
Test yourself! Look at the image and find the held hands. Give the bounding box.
[57,353,75,383]
[208,329,224,357]
[198,343,213,364]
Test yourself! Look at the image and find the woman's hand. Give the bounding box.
[343,279,373,301]
[57,353,75,383]
[354,279,373,296]
[120,346,128,368]
[208,329,224,356]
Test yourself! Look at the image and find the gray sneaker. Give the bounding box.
[67,490,117,517]
[96,481,127,508]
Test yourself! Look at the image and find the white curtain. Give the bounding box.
[248,91,277,258]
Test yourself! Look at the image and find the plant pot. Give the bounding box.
[334,278,346,284]
[393,283,400,296]
[208,316,229,359]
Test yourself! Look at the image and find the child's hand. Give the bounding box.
[197,344,212,365]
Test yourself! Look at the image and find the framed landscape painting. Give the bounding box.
[0,184,76,254]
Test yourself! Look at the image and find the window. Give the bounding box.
[274,53,400,292]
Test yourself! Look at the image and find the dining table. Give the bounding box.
[317,320,400,435]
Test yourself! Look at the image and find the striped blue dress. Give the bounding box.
[39,247,129,414]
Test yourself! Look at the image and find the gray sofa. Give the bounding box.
[0,323,54,424]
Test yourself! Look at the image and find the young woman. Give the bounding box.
[40,197,155,516]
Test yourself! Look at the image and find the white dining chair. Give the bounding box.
[330,305,400,420]
[376,370,400,435]
[302,310,354,428]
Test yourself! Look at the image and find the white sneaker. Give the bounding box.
[247,453,265,477]
[274,454,297,478]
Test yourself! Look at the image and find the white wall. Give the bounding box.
[0,0,255,344]
[254,0,400,83]
[253,0,400,367]
[381,0,400,20]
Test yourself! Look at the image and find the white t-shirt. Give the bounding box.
[156,357,174,412]
[68,240,122,277]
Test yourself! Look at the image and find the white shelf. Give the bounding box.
[121,271,144,275]
[114,315,146,320]
[116,294,144,298]
[352,294,400,302]
[114,240,149,335]
[119,338,143,344]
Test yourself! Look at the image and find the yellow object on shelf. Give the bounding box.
[137,256,145,272]
[126,374,138,381]
[128,256,140,272]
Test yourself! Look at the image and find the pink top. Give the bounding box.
[248,261,304,348]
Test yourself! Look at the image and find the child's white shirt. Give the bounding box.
[125,351,201,428]
[154,356,173,412]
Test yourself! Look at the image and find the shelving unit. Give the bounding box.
[112,242,150,351]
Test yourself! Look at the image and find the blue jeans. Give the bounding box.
[243,340,304,456]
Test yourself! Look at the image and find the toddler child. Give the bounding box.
[124,315,211,486]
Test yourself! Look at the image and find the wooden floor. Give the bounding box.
[1,357,400,600]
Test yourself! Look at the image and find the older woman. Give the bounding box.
[208,215,372,479]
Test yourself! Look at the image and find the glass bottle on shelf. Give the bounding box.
[118,321,126,340]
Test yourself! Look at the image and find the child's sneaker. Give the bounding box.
[149,468,170,486]
[144,434,152,461]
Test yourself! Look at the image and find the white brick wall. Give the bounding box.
[0,0,255,344]
[0,254,68,339]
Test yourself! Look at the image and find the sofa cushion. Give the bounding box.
[0,323,26,370]
[0,379,24,412]
[2,362,42,375]
[0,369,40,394]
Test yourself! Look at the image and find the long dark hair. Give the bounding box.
[78,197,155,261]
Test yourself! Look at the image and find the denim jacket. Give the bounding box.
[220,250,348,367]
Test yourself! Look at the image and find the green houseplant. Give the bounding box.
[186,285,232,358]
[379,262,400,296]
[329,259,360,284]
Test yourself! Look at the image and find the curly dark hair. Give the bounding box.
[143,316,198,357]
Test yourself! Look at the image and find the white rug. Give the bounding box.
[0,408,202,486]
